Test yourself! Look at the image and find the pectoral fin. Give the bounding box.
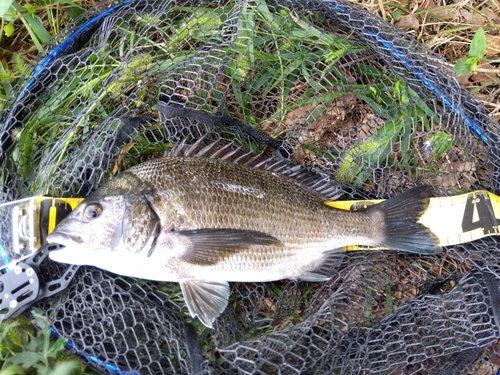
[180,280,230,328]
[177,228,283,266]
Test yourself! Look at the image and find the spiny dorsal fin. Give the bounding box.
[169,137,207,157]
[169,139,343,201]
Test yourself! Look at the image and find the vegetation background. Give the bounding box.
[0,0,498,373]
[2,0,498,118]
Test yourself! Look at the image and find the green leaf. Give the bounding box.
[0,365,25,375]
[469,27,486,60]
[469,59,478,73]
[355,63,383,79]
[4,351,45,367]
[0,0,14,17]
[65,5,84,19]
[24,3,36,17]
[452,57,472,74]
[47,337,67,358]
[22,13,52,44]
[428,131,453,159]
[27,332,46,353]
[0,320,21,344]
[49,361,81,375]
[3,22,14,37]
[31,363,48,375]
[13,53,28,74]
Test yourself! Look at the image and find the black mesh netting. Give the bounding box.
[1,0,500,374]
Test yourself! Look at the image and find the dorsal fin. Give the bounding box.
[169,139,343,201]
[169,137,208,157]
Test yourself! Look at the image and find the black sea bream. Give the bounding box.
[48,140,440,328]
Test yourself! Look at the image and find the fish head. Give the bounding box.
[47,193,129,265]
[48,172,161,266]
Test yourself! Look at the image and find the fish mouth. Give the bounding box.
[46,231,83,247]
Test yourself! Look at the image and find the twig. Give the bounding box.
[472,68,500,74]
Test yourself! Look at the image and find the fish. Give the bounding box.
[47,139,441,328]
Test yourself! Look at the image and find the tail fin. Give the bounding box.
[369,186,441,254]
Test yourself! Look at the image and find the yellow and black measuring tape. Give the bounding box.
[5,196,82,266]
[39,197,83,239]
[4,190,500,268]
[326,190,500,250]
[42,190,500,248]
[25,191,500,249]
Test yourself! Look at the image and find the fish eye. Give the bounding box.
[84,203,103,219]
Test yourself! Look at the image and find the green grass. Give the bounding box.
[337,77,448,187]
[1,0,493,195]
[0,311,97,375]
[0,0,498,371]
[0,0,87,106]
[0,0,361,196]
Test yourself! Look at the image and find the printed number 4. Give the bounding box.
[461,193,498,234]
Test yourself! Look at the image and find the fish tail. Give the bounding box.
[370,186,441,254]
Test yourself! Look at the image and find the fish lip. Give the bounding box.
[46,231,83,246]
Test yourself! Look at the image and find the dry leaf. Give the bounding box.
[485,35,500,57]
[456,73,473,86]
[396,14,420,30]
[469,62,499,85]
[487,342,500,366]
[459,9,488,24]
[420,0,437,10]
[427,7,460,21]
[481,8,500,23]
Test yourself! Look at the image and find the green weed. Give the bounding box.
[453,27,486,74]
[0,312,95,374]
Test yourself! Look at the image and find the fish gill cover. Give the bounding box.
[0,0,500,374]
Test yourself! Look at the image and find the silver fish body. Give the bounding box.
[48,141,440,327]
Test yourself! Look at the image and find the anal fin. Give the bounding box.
[297,250,345,282]
[180,280,230,328]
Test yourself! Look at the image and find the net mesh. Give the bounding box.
[1,0,500,374]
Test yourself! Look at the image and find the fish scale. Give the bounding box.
[133,157,340,244]
[47,141,441,328]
